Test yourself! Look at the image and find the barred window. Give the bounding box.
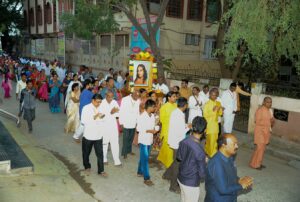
[45,2,52,24]
[187,0,203,20]
[203,36,217,59]
[115,34,129,49]
[101,35,111,48]
[37,5,43,26]
[185,34,200,46]
[166,0,183,18]
[29,8,35,26]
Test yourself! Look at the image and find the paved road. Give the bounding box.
[0,85,300,202]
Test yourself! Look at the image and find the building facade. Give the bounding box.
[22,0,222,80]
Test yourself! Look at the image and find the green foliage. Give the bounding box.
[0,0,23,34]
[60,0,119,39]
[222,0,300,76]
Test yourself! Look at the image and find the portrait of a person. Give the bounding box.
[134,64,148,85]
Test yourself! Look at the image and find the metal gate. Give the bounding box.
[233,96,250,133]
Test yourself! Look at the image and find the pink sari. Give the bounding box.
[1,73,13,98]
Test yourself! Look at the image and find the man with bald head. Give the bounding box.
[99,90,122,166]
[205,134,253,202]
[249,97,274,170]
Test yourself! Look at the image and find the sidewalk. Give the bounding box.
[0,117,96,202]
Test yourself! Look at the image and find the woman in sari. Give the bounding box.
[1,66,13,98]
[64,74,82,109]
[37,69,48,101]
[149,91,163,151]
[64,83,80,133]
[30,67,39,89]
[48,73,62,113]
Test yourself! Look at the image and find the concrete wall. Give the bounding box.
[248,84,300,143]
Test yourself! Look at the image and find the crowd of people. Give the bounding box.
[0,53,276,202]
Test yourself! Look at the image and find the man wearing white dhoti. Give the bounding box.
[99,90,122,166]
[221,83,237,134]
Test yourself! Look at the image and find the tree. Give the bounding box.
[217,0,300,80]
[61,0,169,78]
[0,0,23,53]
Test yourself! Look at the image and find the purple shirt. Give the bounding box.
[177,135,206,187]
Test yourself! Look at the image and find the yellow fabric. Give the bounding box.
[157,102,177,168]
[65,91,80,133]
[203,99,223,158]
[179,87,192,99]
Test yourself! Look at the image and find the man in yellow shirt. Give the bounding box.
[179,79,192,99]
[157,91,178,168]
[203,88,223,158]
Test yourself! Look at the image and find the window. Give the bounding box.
[203,36,216,59]
[101,35,111,48]
[29,8,35,26]
[115,34,129,49]
[166,0,183,18]
[206,0,221,23]
[37,5,43,26]
[53,2,57,31]
[45,3,52,24]
[187,0,203,20]
[24,10,28,27]
[185,34,200,46]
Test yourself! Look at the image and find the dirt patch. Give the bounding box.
[39,148,101,202]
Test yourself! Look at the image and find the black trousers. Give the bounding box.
[121,128,135,156]
[23,108,35,130]
[163,149,180,191]
[82,137,104,174]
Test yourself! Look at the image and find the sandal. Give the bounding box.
[99,172,108,177]
[144,180,154,186]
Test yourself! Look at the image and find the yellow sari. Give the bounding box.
[203,99,222,158]
[65,91,80,133]
[157,102,177,168]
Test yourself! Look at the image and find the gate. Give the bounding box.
[233,95,250,133]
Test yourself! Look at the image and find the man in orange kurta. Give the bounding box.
[249,97,275,170]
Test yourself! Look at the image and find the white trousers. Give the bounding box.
[223,113,235,134]
[73,123,84,139]
[178,179,200,202]
[103,134,121,165]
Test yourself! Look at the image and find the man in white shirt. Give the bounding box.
[153,77,169,95]
[221,83,237,134]
[119,90,140,159]
[16,73,27,100]
[136,99,158,186]
[99,90,122,166]
[164,97,191,192]
[81,94,107,176]
[104,68,114,80]
[16,73,28,117]
[188,86,203,123]
[199,85,209,105]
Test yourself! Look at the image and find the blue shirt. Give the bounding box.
[100,87,117,100]
[79,89,94,119]
[177,136,206,187]
[205,151,242,202]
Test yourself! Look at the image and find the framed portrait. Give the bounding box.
[132,60,151,86]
